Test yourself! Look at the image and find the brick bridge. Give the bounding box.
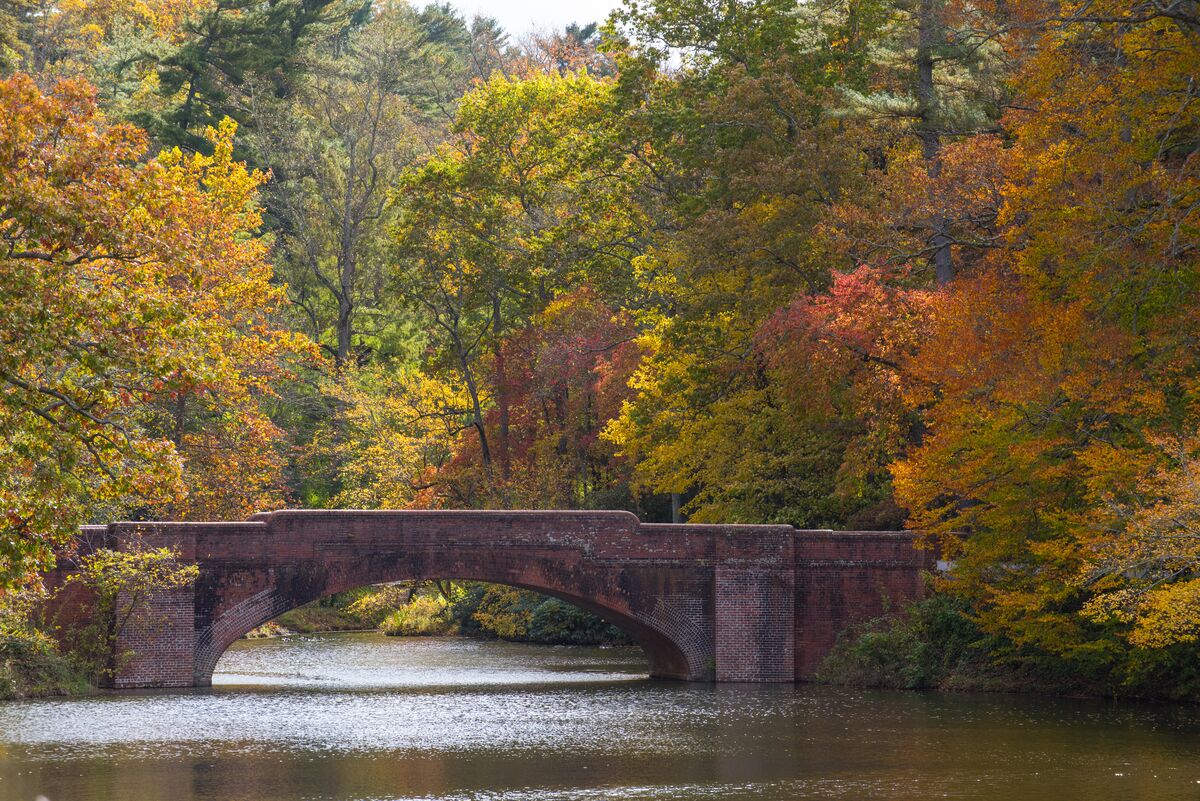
[62,510,932,688]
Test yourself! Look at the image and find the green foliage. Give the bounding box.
[821,591,1200,702]
[139,0,347,155]
[819,593,991,691]
[392,70,652,503]
[270,586,392,632]
[315,363,464,509]
[0,630,91,700]
[448,583,631,646]
[64,545,197,682]
[0,583,87,698]
[262,2,471,367]
[274,603,363,633]
[380,595,452,636]
[528,598,630,646]
[0,584,88,699]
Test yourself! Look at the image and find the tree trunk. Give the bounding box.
[491,295,511,481]
[335,170,358,366]
[458,343,492,470]
[336,288,353,367]
[916,0,955,285]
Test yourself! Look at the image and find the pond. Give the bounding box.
[0,632,1198,800]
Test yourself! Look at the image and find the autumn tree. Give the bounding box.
[0,75,306,588]
[604,0,929,525]
[817,0,1009,285]
[520,22,615,77]
[393,71,651,501]
[320,363,466,509]
[442,289,641,509]
[894,1,1200,683]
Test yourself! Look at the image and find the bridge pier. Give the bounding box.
[49,511,932,688]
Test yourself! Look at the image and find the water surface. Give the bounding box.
[0,632,1198,800]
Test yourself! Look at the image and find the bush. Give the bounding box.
[1119,641,1200,701]
[271,586,408,633]
[447,583,632,646]
[820,590,1200,701]
[469,585,536,639]
[0,629,90,700]
[380,595,453,636]
[528,598,630,645]
[3,583,90,698]
[345,584,412,627]
[244,620,291,638]
[819,593,991,690]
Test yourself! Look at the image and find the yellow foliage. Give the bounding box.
[322,364,469,510]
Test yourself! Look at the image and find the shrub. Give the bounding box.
[0,588,90,699]
[380,595,452,636]
[528,598,630,645]
[0,629,90,699]
[819,593,990,690]
[469,586,536,639]
[345,584,412,627]
[447,583,632,645]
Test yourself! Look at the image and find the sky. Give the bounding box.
[446,0,623,36]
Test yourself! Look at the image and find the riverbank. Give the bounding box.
[0,631,91,701]
[818,594,1200,703]
[249,583,633,647]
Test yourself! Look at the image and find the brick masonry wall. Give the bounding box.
[110,524,198,689]
[715,566,795,681]
[40,525,115,634]
[112,585,196,688]
[793,530,934,678]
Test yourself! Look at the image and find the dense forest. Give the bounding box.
[0,0,1198,698]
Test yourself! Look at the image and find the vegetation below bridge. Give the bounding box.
[256,582,633,648]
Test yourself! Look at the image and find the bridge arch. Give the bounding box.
[194,568,706,687]
[189,510,718,685]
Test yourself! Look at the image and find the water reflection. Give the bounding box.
[0,633,1198,801]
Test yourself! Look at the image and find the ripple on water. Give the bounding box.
[2,633,1200,801]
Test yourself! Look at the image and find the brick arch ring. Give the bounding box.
[192,572,713,686]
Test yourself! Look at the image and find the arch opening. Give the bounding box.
[197,573,700,687]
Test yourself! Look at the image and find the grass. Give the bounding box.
[274,603,372,633]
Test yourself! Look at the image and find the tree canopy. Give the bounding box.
[1,0,1198,697]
